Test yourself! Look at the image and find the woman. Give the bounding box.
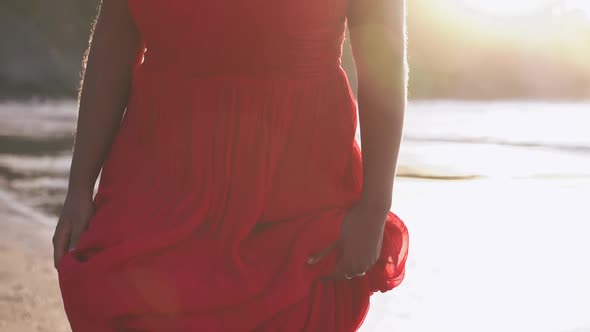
[53,0,409,330]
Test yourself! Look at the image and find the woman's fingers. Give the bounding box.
[322,251,368,280]
[322,259,348,280]
[67,220,90,251]
[52,221,72,269]
[307,242,338,265]
[68,230,81,252]
[323,263,366,280]
[52,196,96,269]
[309,242,367,280]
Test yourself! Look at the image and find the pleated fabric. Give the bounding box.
[58,0,409,331]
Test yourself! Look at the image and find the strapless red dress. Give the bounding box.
[58,0,409,330]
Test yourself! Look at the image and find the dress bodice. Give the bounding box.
[128,0,350,77]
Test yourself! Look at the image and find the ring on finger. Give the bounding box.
[345,272,365,279]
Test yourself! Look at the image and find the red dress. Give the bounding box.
[58,0,409,330]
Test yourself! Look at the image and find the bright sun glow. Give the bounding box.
[457,0,552,14]
[451,0,590,17]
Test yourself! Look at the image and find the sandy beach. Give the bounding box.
[0,189,69,332]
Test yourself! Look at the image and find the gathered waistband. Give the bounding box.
[140,40,344,80]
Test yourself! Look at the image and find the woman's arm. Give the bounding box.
[307,0,407,278]
[68,0,144,199]
[349,0,407,219]
[53,0,143,267]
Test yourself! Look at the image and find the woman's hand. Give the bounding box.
[52,193,95,269]
[307,201,388,279]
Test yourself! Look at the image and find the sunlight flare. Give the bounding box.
[455,0,554,15]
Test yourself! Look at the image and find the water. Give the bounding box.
[406,101,590,149]
[0,100,76,215]
[397,101,590,179]
[2,100,590,332]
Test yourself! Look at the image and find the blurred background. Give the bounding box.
[1,0,590,331]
